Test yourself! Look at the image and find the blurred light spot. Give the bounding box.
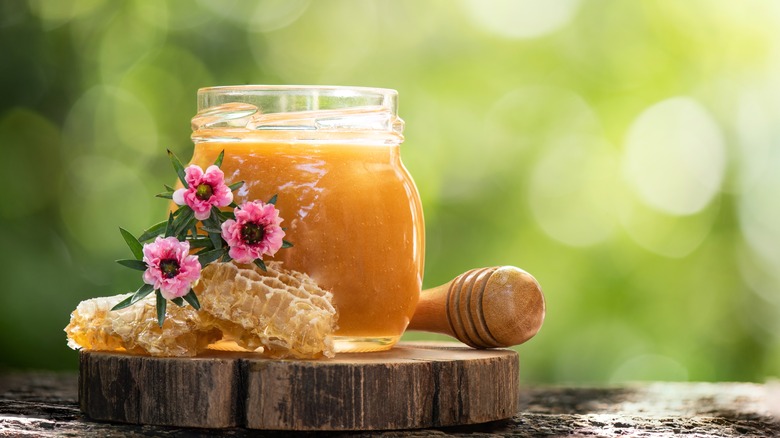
[460,0,581,39]
[483,86,602,162]
[113,89,159,155]
[365,4,447,53]
[623,97,725,216]
[473,85,602,199]
[430,105,486,201]
[63,87,104,156]
[737,244,780,308]
[555,320,649,382]
[63,86,158,158]
[197,0,256,25]
[27,0,104,28]
[734,89,777,194]
[737,289,780,344]
[197,0,310,32]
[733,74,780,288]
[250,0,311,32]
[738,146,780,277]
[133,0,210,30]
[97,10,165,82]
[529,135,619,247]
[60,155,152,255]
[738,249,780,349]
[610,354,688,383]
[620,197,717,258]
[252,1,378,83]
[0,109,61,219]
[119,45,213,141]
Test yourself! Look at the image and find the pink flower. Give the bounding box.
[142,236,201,299]
[172,165,234,220]
[221,201,285,264]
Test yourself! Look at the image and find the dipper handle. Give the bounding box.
[409,266,545,348]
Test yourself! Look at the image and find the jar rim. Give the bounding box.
[198,84,398,97]
[198,84,398,94]
[193,85,404,144]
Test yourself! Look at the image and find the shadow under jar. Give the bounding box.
[189,86,425,353]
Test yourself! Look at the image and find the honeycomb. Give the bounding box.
[195,261,338,358]
[64,294,222,357]
[65,261,338,359]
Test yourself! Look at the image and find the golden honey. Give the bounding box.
[189,86,425,352]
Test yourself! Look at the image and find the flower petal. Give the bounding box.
[141,236,201,300]
[172,188,186,205]
[184,165,205,187]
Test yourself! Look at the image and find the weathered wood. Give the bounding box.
[78,342,519,430]
[2,373,779,437]
[1,372,778,437]
[79,350,244,428]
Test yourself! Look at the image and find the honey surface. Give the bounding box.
[189,141,424,339]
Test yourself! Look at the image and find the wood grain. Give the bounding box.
[6,373,779,437]
[410,266,545,348]
[79,351,243,428]
[78,342,518,431]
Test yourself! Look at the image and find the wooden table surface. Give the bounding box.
[1,372,778,437]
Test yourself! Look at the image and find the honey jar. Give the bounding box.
[189,86,424,352]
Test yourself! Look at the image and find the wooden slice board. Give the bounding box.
[79,341,519,431]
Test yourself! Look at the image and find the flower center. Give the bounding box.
[195,183,213,201]
[159,259,181,279]
[241,222,265,245]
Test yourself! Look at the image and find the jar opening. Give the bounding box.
[192,85,404,145]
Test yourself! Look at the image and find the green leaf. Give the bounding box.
[200,226,222,234]
[212,206,232,221]
[210,230,223,247]
[282,240,293,249]
[209,232,223,250]
[187,238,214,249]
[189,222,199,239]
[183,290,200,310]
[164,213,175,238]
[164,184,176,192]
[254,259,267,272]
[219,210,235,220]
[139,220,168,242]
[229,201,238,209]
[267,194,278,205]
[110,295,135,311]
[228,181,244,192]
[155,192,173,199]
[112,283,154,311]
[171,297,185,307]
[156,290,166,327]
[206,207,222,227]
[214,149,225,167]
[167,149,188,188]
[120,228,144,260]
[130,283,154,305]
[172,208,195,237]
[198,247,225,266]
[206,208,224,249]
[116,259,147,271]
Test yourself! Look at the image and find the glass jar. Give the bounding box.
[189,85,425,353]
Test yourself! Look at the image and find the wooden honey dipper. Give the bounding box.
[409,266,545,348]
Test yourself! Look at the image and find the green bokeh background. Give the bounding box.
[2,0,779,383]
